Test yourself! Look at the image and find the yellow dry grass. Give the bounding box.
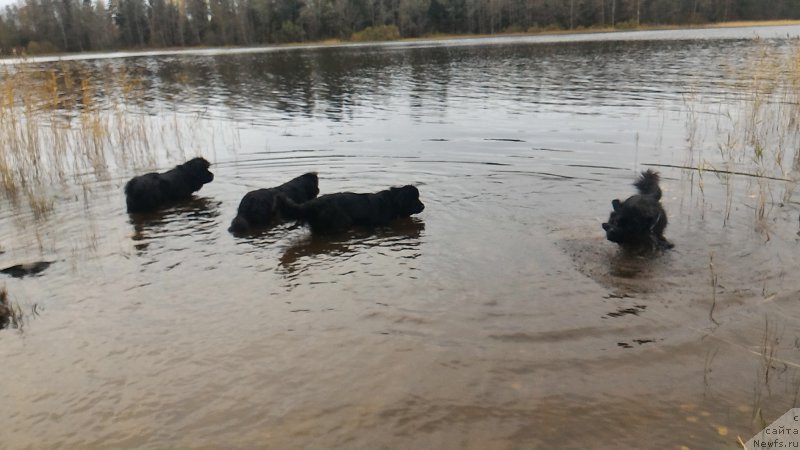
[0,61,237,216]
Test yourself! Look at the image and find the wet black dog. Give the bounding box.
[602,170,673,251]
[228,172,319,233]
[125,157,214,213]
[276,185,425,233]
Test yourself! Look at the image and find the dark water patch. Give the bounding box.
[604,305,647,319]
[408,160,512,167]
[484,138,526,142]
[495,170,583,180]
[568,164,628,171]
[531,147,574,153]
[617,339,659,348]
[603,292,633,299]
[489,325,636,344]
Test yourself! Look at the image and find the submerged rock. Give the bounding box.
[0,261,52,278]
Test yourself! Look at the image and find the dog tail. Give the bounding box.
[634,169,662,200]
[276,194,307,221]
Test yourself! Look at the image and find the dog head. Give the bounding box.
[602,195,666,248]
[297,172,320,199]
[182,157,215,186]
[228,216,250,234]
[602,199,632,244]
[390,185,425,216]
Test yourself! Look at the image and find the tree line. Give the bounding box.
[0,0,798,55]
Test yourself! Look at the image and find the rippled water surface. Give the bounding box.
[3,26,800,449]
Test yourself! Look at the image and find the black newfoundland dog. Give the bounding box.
[276,185,425,233]
[124,157,214,213]
[228,172,320,233]
[602,169,673,251]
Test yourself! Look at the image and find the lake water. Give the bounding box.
[2,25,800,449]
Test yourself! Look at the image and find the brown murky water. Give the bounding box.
[2,26,800,449]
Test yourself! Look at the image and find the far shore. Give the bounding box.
[412,19,800,42]
[4,19,800,62]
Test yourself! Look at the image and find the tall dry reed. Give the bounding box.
[683,39,800,230]
[0,61,235,216]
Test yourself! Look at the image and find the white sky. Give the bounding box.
[0,0,22,10]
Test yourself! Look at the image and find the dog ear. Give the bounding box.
[189,157,210,170]
[612,199,621,211]
[401,185,419,197]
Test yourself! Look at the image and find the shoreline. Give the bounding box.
[415,19,800,42]
[4,19,800,62]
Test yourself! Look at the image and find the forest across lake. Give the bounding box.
[2,0,800,55]
[1,22,800,450]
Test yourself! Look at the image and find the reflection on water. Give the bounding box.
[1,26,800,449]
[130,197,222,254]
[26,34,744,125]
[278,218,424,275]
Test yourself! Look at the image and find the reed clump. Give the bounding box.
[0,287,22,330]
[684,40,800,230]
[0,63,151,213]
[0,61,235,215]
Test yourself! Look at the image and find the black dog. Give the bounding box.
[602,170,673,250]
[124,157,214,213]
[228,172,319,233]
[276,185,425,233]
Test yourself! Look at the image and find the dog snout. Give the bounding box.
[602,222,610,231]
